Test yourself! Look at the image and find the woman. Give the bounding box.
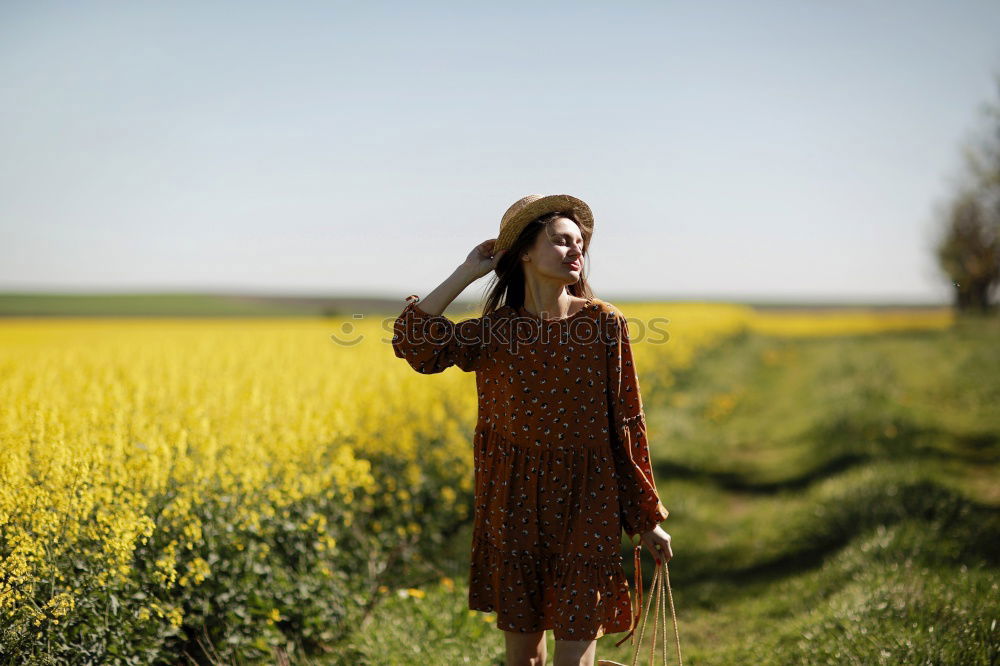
[392,194,673,666]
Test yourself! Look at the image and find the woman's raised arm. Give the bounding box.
[391,239,506,374]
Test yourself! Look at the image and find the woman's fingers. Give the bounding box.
[462,240,505,279]
[475,239,499,258]
[643,532,673,564]
[474,240,505,269]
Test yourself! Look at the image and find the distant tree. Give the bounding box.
[935,73,1000,314]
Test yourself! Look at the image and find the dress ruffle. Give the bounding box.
[469,533,633,640]
[468,424,640,640]
[472,424,622,552]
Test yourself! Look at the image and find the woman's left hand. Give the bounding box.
[640,525,673,564]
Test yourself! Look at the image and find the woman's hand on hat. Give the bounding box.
[462,239,506,280]
[640,525,673,564]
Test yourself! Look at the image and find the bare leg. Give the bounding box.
[504,629,547,666]
[553,638,597,666]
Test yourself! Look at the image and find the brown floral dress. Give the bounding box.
[391,294,669,641]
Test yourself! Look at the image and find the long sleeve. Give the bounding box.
[391,294,489,374]
[606,310,669,538]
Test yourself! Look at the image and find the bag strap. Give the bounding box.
[614,536,645,648]
[662,557,683,665]
[606,537,684,666]
[661,559,683,665]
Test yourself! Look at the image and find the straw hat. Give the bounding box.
[496,194,594,252]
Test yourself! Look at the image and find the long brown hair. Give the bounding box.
[479,210,595,316]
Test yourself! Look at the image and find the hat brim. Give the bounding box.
[496,194,594,251]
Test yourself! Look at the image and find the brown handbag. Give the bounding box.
[598,553,683,666]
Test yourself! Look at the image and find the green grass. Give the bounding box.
[0,292,314,316]
[324,316,999,665]
[0,292,402,317]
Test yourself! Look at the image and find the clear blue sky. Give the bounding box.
[2,1,999,303]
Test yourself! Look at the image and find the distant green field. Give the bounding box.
[0,292,378,317]
[336,316,999,665]
[0,292,950,318]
